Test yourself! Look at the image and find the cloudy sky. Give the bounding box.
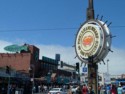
[0,40,125,75]
[0,0,125,75]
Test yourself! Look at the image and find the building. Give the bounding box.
[58,61,77,84]
[0,44,41,77]
[0,44,77,85]
[40,56,77,84]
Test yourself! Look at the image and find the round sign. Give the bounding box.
[75,20,111,64]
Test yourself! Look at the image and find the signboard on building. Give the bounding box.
[4,44,28,52]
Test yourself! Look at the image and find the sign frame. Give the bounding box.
[75,19,111,64]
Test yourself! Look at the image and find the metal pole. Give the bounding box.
[7,66,11,94]
[107,59,109,74]
[32,67,35,94]
[32,72,34,94]
[88,61,98,94]
[30,65,35,94]
[87,0,98,94]
[7,76,10,94]
[89,0,94,9]
[79,63,80,85]
[87,0,95,20]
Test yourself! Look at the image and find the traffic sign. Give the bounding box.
[83,67,87,73]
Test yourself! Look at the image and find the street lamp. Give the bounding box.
[29,65,35,94]
[6,66,11,94]
[107,59,109,74]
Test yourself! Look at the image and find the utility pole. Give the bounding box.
[87,0,95,20]
[87,0,98,94]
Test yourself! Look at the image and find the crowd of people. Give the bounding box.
[98,83,125,94]
[33,83,125,94]
[71,84,95,94]
[67,83,125,94]
[1,82,125,94]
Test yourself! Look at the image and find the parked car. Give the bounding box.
[48,88,67,94]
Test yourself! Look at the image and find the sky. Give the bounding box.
[0,0,125,75]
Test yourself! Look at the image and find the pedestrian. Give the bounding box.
[111,84,117,94]
[106,84,111,94]
[1,86,5,94]
[76,85,82,94]
[98,85,101,94]
[38,85,41,93]
[117,83,122,94]
[88,85,94,94]
[67,85,72,94]
[82,84,88,94]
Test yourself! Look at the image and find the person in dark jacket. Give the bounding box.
[89,85,95,94]
[76,85,82,94]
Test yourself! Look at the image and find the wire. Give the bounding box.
[0,28,77,32]
[111,26,125,28]
[0,26,124,32]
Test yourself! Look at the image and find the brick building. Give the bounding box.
[0,44,41,77]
